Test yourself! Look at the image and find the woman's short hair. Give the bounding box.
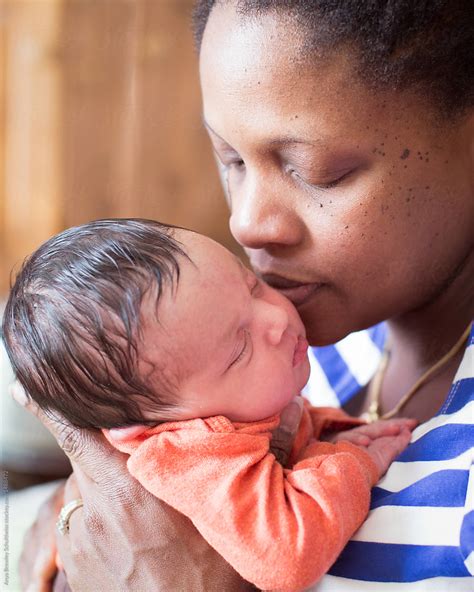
[193,0,473,118]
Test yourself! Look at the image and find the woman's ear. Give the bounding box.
[107,425,149,442]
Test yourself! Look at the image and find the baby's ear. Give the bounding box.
[107,425,149,442]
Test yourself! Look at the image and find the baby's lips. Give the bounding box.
[293,335,309,367]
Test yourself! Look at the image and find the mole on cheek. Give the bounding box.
[400,148,410,160]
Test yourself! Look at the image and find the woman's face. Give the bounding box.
[199,4,474,345]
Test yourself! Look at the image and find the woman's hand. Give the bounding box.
[11,383,254,592]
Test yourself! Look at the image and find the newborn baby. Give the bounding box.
[3,218,413,591]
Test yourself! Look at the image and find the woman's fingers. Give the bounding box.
[271,396,304,466]
[9,380,27,404]
[62,473,84,534]
[10,380,131,485]
[10,381,84,456]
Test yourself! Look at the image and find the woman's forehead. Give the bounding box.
[200,4,312,94]
[200,5,391,138]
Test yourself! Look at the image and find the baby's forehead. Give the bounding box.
[176,230,247,278]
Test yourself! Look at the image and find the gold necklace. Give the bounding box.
[363,324,471,423]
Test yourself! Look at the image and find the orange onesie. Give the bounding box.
[106,403,378,592]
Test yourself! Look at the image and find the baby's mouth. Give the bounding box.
[293,335,309,367]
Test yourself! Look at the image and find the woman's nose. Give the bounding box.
[262,303,289,346]
[229,173,304,250]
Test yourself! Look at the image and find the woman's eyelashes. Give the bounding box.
[289,167,355,190]
[215,146,354,190]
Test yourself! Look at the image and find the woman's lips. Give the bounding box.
[260,274,324,306]
[293,335,309,367]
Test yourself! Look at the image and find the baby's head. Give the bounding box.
[3,219,310,429]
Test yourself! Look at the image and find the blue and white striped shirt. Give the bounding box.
[303,323,474,591]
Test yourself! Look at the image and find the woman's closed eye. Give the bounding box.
[290,166,355,190]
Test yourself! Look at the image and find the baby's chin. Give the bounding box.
[263,392,306,422]
[227,396,299,424]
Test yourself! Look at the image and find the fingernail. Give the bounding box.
[9,382,28,406]
[108,425,149,441]
[280,398,303,434]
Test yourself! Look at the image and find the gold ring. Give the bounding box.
[56,498,84,535]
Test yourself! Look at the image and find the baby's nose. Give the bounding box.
[265,305,289,346]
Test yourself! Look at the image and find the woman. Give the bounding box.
[16,1,473,590]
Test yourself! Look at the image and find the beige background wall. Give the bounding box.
[0,0,240,297]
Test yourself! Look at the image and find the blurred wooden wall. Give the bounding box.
[0,0,238,297]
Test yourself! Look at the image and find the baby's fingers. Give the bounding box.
[366,428,412,476]
[331,431,371,447]
[358,418,417,439]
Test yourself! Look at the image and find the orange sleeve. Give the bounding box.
[305,401,366,440]
[125,425,378,592]
[288,401,366,465]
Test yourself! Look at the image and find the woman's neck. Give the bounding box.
[387,246,473,370]
[377,252,473,422]
[351,253,474,424]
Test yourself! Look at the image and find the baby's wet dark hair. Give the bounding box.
[2,218,189,429]
[193,0,473,118]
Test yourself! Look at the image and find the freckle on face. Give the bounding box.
[400,148,410,160]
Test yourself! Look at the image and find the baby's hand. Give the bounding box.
[332,418,417,477]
